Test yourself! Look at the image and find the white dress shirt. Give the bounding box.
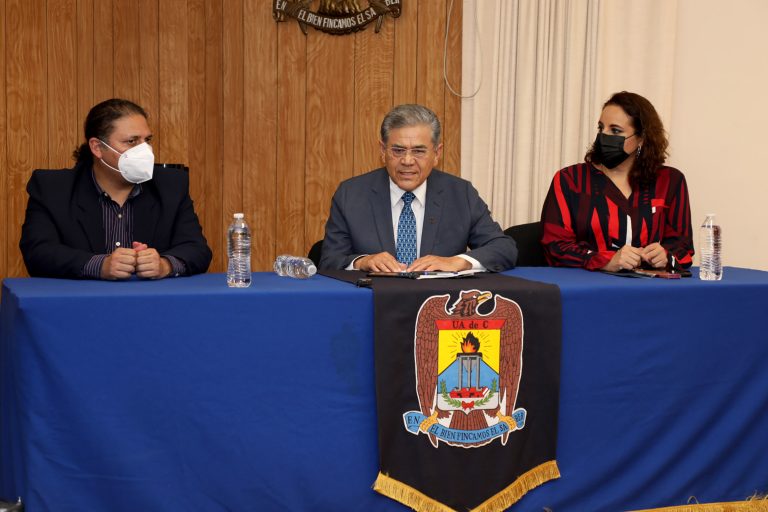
[390,179,427,257]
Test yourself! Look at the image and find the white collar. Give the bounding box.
[389,178,427,207]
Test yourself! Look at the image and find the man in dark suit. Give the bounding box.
[320,104,516,272]
[20,98,211,280]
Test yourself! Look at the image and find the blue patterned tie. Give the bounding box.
[396,192,417,265]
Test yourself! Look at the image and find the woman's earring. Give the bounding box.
[637,145,642,157]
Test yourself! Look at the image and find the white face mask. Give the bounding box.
[99,140,155,184]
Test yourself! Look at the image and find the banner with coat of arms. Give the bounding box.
[368,273,561,512]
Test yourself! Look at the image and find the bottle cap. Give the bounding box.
[234,213,244,219]
[307,264,317,276]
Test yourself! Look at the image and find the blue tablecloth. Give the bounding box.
[2,267,767,511]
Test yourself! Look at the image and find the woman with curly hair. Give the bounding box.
[540,91,694,272]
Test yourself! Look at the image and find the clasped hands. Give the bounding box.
[101,241,172,280]
[603,243,667,272]
[354,252,472,273]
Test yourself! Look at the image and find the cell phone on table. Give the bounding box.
[634,269,692,279]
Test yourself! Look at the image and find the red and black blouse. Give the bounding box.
[540,163,694,270]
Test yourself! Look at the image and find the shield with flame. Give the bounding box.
[402,289,526,448]
[435,324,502,414]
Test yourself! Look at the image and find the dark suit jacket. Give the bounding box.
[319,168,517,271]
[20,162,212,279]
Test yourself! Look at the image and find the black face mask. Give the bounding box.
[595,133,636,169]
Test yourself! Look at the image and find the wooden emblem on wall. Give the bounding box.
[273,0,402,35]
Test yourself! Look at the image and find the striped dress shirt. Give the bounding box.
[82,171,186,278]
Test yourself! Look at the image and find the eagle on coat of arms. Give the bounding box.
[403,289,526,448]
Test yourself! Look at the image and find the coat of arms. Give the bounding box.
[273,0,402,35]
[403,290,526,448]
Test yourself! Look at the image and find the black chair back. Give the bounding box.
[504,221,547,267]
[308,240,323,267]
[156,163,189,173]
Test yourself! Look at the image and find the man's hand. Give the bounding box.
[602,245,643,272]
[354,252,407,272]
[100,247,139,280]
[641,242,668,269]
[408,255,472,272]
[133,241,172,279]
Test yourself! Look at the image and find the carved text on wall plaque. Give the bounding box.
[273,0,402,35]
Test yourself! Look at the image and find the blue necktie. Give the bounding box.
[396,192,417,265]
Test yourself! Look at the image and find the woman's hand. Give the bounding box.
[641,242,668,269]
[602,245,643,272]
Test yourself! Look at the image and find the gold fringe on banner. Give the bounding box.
[373,460,560,512]
[373,473,455,512]
[471,460,560,512]
[631,495,768,512]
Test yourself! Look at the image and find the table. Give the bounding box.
[2,268,767,511]
[512,267,768,511]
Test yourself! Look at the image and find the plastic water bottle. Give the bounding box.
[699,213,722,281]
[227,213,252,288]
[273,254,317,279]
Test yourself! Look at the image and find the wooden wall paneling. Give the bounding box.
[353,20,395,176]
[138,0,159,156]
[416,1,446,133]
[6,0,47,278]
[0,0,463,284]
[187,0,206,260]
[113,0,141,101]
[158,0,189,166]
[442,0,462,176]
[47,0,78,169]
[0,0,7,279]
[93,0,114,102]
[392,0,417,106]
[222,0,244,265]
[202,0,224,273]
[243,0,277,271]
[75,0,94,141]
[305,33,356,247]
[275,22,307,257]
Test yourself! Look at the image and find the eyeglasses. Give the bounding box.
[386,146,431,160]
